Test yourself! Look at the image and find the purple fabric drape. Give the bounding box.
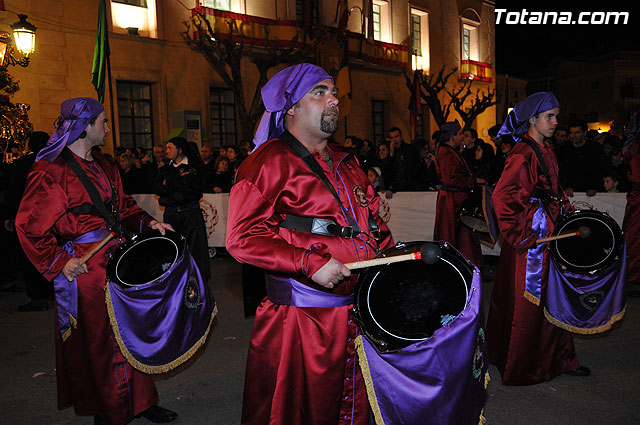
[106,243,216,370]
[53,228,110,341]
[265,275,353,307]
[524,199,548,304]
[37,97,105,162]
[545,244,627,334]
[358,270,487,425]
[253,63,333,149]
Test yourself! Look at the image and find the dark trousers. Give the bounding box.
[163,208,211,283]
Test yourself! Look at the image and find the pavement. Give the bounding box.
[1,254,640,425]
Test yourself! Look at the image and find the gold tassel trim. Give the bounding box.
[355,335,385,425]
[61,314,78,342]
[478,409,487,425]
[543,306,626,335]
[523,290,541,306]
[105,282,218,374]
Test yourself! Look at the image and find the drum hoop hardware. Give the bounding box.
[115,236,179,287]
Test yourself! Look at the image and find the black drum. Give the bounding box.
[460,185,489,233]
[549,210,623,275]
[106,229,185,287]
[353,241,474,352]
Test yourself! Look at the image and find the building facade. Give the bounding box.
[3,0,495,154]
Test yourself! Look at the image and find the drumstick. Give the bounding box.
[345,243,442,270]
[536,226,591,245]
[79,232,115,265]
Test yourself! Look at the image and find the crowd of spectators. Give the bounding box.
[342,120,631,197]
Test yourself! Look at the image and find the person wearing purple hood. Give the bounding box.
[15,98,177,424]
[486,92,589,385]
[226,63,393,425]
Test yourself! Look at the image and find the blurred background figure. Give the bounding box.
[118,152,149,194]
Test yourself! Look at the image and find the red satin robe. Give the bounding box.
[486,135,579,385]
[226,137,393,425]
[434,144,483,267]
[16,152,158,424]
[623,141,640,284]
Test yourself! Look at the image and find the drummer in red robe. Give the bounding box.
[433,119,483,267]
[623,113,640,297]
[486,92,589,385]
[15,98,177,424]
[226,63,393,425]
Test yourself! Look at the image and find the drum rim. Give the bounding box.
[107,229,184,287]
[364,256,469,343]
[550,210,623,273]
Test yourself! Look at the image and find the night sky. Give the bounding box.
[495,0,640,78]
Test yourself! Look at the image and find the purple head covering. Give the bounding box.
[438,120,461,146]
[623,112,640,153]
[252,63,333,150]
[497,92,559,142]
[36,97,105,162]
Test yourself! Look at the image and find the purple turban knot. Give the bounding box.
[252,63,333,150]
[497,92,559,142]
[36,97,105,162]
[438,119,462,145]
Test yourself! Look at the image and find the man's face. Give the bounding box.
[451,129,465,147]
[289,78,339,139]
[201,146,213,161]
[378,144,389,159]
[388,130,402,147]
[531,108,559,139]
[84,111,110,147]
[462,130,475,147]
[153,146,165,161]
[165,143,180,161]
[569,126,586,146]
[555,129,567,143]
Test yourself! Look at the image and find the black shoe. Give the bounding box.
[138,405,178,423]
[17,300,49,312]
[564,365,591,377]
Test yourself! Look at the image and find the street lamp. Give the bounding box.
[0,14,37,68]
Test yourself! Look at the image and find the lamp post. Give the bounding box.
[0,14,37,68]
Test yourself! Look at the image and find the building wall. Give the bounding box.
[3,0,495,153]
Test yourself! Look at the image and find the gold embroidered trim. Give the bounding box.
[355,335,385,425]
[105,282,218,373]
[523,290,541,306]
[61,314,78,342]
[543,306,626,335]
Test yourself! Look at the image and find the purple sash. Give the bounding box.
[105,243,217,373]
[265,275,354,307]
[356,270,488,425]
[545,244,627,334]
[53,228,110,341]
[480,186,500,248]
[524,198,548,305]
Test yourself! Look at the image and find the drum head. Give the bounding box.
[107,230,184,287]
[550,210,623,274]
[354,241,474,352]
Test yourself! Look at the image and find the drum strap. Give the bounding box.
[520,138,563,198]
[61,148,124,236]
[280,131,380,241]
[280,214,357,238]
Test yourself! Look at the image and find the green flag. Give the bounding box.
[91,0,109,103]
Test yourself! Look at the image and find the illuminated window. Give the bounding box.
[371,0,390,42]
[113,0,146,6]
[110,0,158,38]
[201,0,230,10]
[373,4,381,40]
[460,9,481,62]
[410,9,429,73]
[210,87,237,146]
[117,81,154,149]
